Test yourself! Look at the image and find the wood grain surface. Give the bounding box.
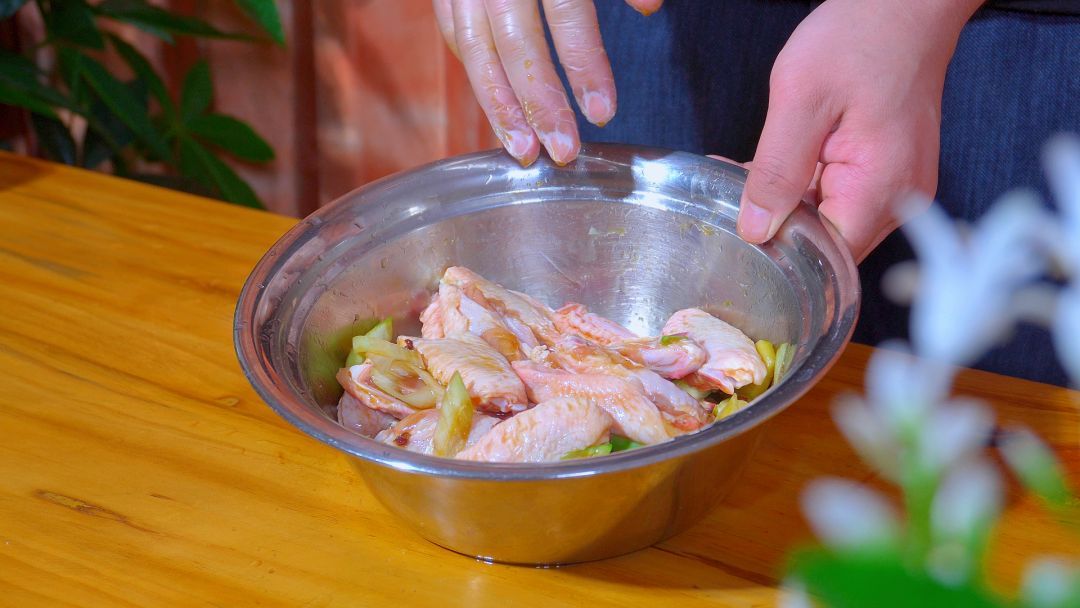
[0,152,1076,607]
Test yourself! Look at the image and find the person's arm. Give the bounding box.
[737,0,985,261]
[433,0,663,166]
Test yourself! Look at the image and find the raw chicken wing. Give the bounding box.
[612,336,706,380]
[549,335,709,431]
[663,308,767,394]
[337,391,397,437]
[512,360,670,444]
[554,303,706,379]
[456,397,612,462]
[442,266,560,345]
[554,302,636,343]
[405,332,528,413]
[337,363,415,420]
[375,409,501,454]
[419,294,445,338]
[421,282,531,360]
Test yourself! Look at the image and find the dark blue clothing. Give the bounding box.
[570,2,1080,386]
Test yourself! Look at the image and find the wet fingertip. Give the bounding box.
[539,130,579,166]
[497,127,541,165]
[581,91,616,127]
[519,141,541,168]
[629,0,663,16]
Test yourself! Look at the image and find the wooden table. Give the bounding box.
[0,152,1076,607]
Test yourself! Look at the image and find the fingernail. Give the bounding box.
[737,199,774,243]
[581,91,615,126]
[498,128,539,166]
[540,130,578,165]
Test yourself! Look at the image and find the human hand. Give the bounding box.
[433,0,663,166]
[735,0,983,261]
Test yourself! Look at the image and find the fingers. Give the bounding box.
[453,0,541,165]
[738,80,838,244]
[433,0,459,58]
[542,0,616,126]
[485,0,580,164]
[817,163,901,262]
[816,146,936,263]
[624,0,663,16]
[805,161,825,205]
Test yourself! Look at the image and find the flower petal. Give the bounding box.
[802,478,899,550]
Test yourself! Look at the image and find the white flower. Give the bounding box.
[832,393,900,481]
[1054,284,1080,384]
[1043,133,1080,272]
[1022,557,1080,608]
[917,397,995,475]
[802,478,899,550]
[864,342,951,433]
[900,193,1048,366]
[931,458,1002,542]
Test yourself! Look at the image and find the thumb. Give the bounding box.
[739,91,836,244]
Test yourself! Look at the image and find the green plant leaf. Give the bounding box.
[44,0,105,48]
[106,33,174,117]
[789,548,1005,608]
[127,172,215,197]
[57,46,88,110]
[0,50,70,117]
[188,113,273,162]
[30,113,76,165]
[234,0,284,44]
[180,60,212,124]
[76,51,170,161]
[0,81,55,117]
[179,137,263,208]
[80,79,146,169]
[94,0,254,43]
[0,0,29,19]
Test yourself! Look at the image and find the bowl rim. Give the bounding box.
[233,143,860,480]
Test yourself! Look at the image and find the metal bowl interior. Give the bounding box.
[234,144,859,562]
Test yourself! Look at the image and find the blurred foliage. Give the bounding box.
[0,0,283,207]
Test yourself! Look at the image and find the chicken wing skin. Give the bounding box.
[554,302,706,379]
[612,336,706,380]
[336,363,415,420]
[336,391,397,437]
[441,266,560,346]
[456,397,612,462]
[422,282,531,360]
[512,360,670,444]
[419,294,445,339]
[663,308,767,394]
[548,335,709,431]
[404,332,528,414]
[553,302,635,344]
[375,409,501,455]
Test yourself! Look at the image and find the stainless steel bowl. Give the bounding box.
[234,144,859,565]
